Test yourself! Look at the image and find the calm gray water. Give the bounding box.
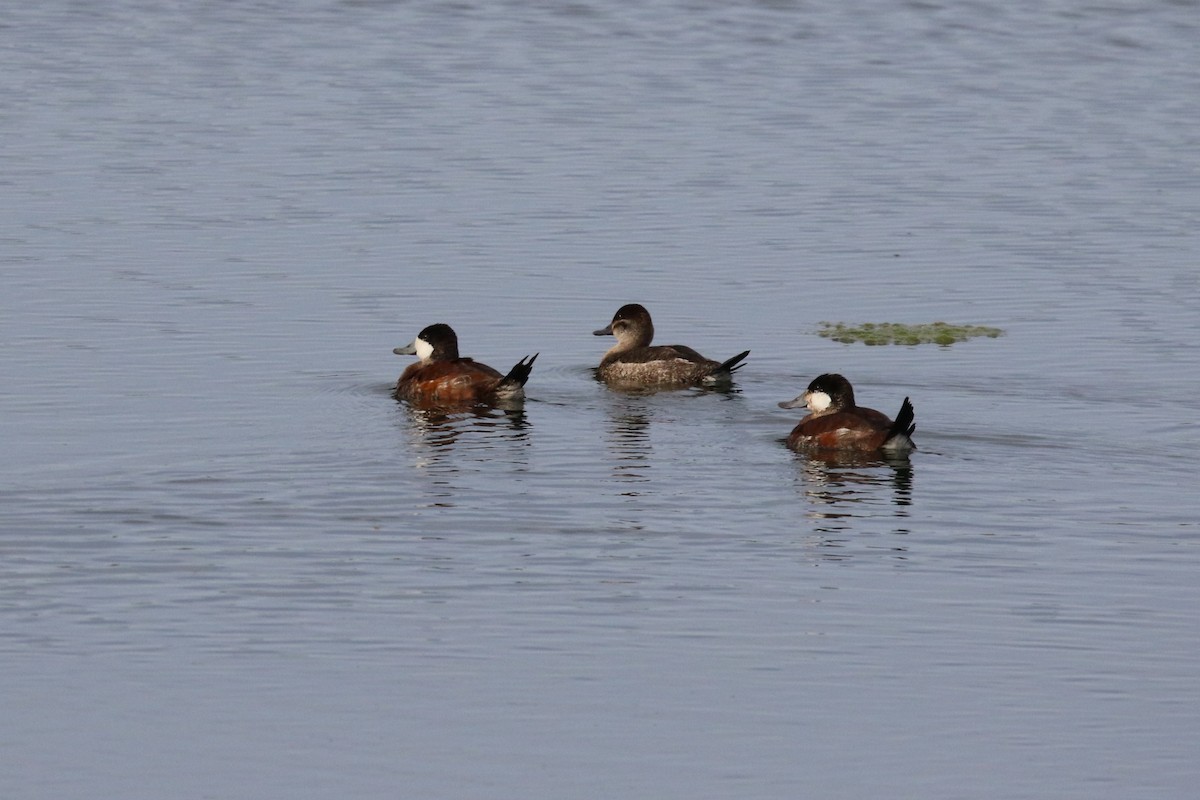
[3,1,1199,797]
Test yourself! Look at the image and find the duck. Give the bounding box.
[593,303,749,388]
[393,323,537,408]
[778,373,916,452]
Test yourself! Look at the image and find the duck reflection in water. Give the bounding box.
[393,402,532,508]
[397,404,531,494]
[789,451,915,559]
[403,404,530,448]
[605,402,652,495]
[793,449,914,509]
[601,381,749,498]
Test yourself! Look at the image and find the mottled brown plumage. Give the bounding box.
[593,303,748,389]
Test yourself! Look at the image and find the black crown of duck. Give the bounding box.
[778,373,916,453]
[593,303,749,388]
[394,323,537,408]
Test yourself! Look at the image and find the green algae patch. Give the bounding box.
[817,321,1004,347]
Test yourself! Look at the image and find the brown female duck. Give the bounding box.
[593,304,749,388]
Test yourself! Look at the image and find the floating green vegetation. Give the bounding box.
[817,321,1004,347]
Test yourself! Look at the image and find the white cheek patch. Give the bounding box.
[414,337,435,361]
[806,390,832,413]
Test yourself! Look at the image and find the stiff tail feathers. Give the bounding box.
[496,353,539,394]
[715,350,750,376]
[883,397,917,451]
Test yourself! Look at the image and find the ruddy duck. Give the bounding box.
[778,373,916,453]
[394,323,537,407]
[593,303,749,388]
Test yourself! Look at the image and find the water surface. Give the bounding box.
[2,1,1199,798]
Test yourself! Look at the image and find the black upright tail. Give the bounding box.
[715,349,750,376]
[497,353,538,394]
[883,397,917,451]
